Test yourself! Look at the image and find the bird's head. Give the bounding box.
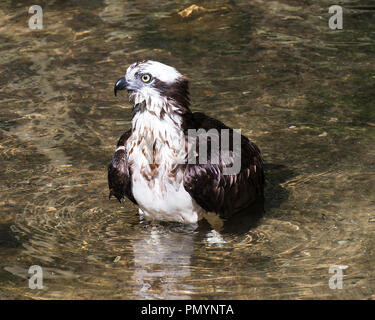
[114,60,190,115]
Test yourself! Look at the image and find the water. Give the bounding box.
[0,0,374,299]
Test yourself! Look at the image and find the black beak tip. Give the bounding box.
[114,77,127,97]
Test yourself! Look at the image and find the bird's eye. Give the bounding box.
[141,74,152,83]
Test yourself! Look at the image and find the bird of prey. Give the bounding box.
[108,60,264,224]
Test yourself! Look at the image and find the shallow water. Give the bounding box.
[0,0,374,299]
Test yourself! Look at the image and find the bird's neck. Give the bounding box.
[131,95,183,135]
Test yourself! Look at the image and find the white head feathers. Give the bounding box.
[126,60,182,84]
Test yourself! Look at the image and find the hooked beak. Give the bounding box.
[114,77,128,97]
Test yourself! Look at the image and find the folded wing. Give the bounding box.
[183,112,264,218]
[108,130,137,204]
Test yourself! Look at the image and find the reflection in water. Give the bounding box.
[0,0,374,299]
[132,224,196,299]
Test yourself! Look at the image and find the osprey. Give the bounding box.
[108,60,264,224]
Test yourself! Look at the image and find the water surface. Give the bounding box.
[0,0,374,299]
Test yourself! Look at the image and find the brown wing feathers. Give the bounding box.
[108,130,137,204]
[183,112,264,218]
